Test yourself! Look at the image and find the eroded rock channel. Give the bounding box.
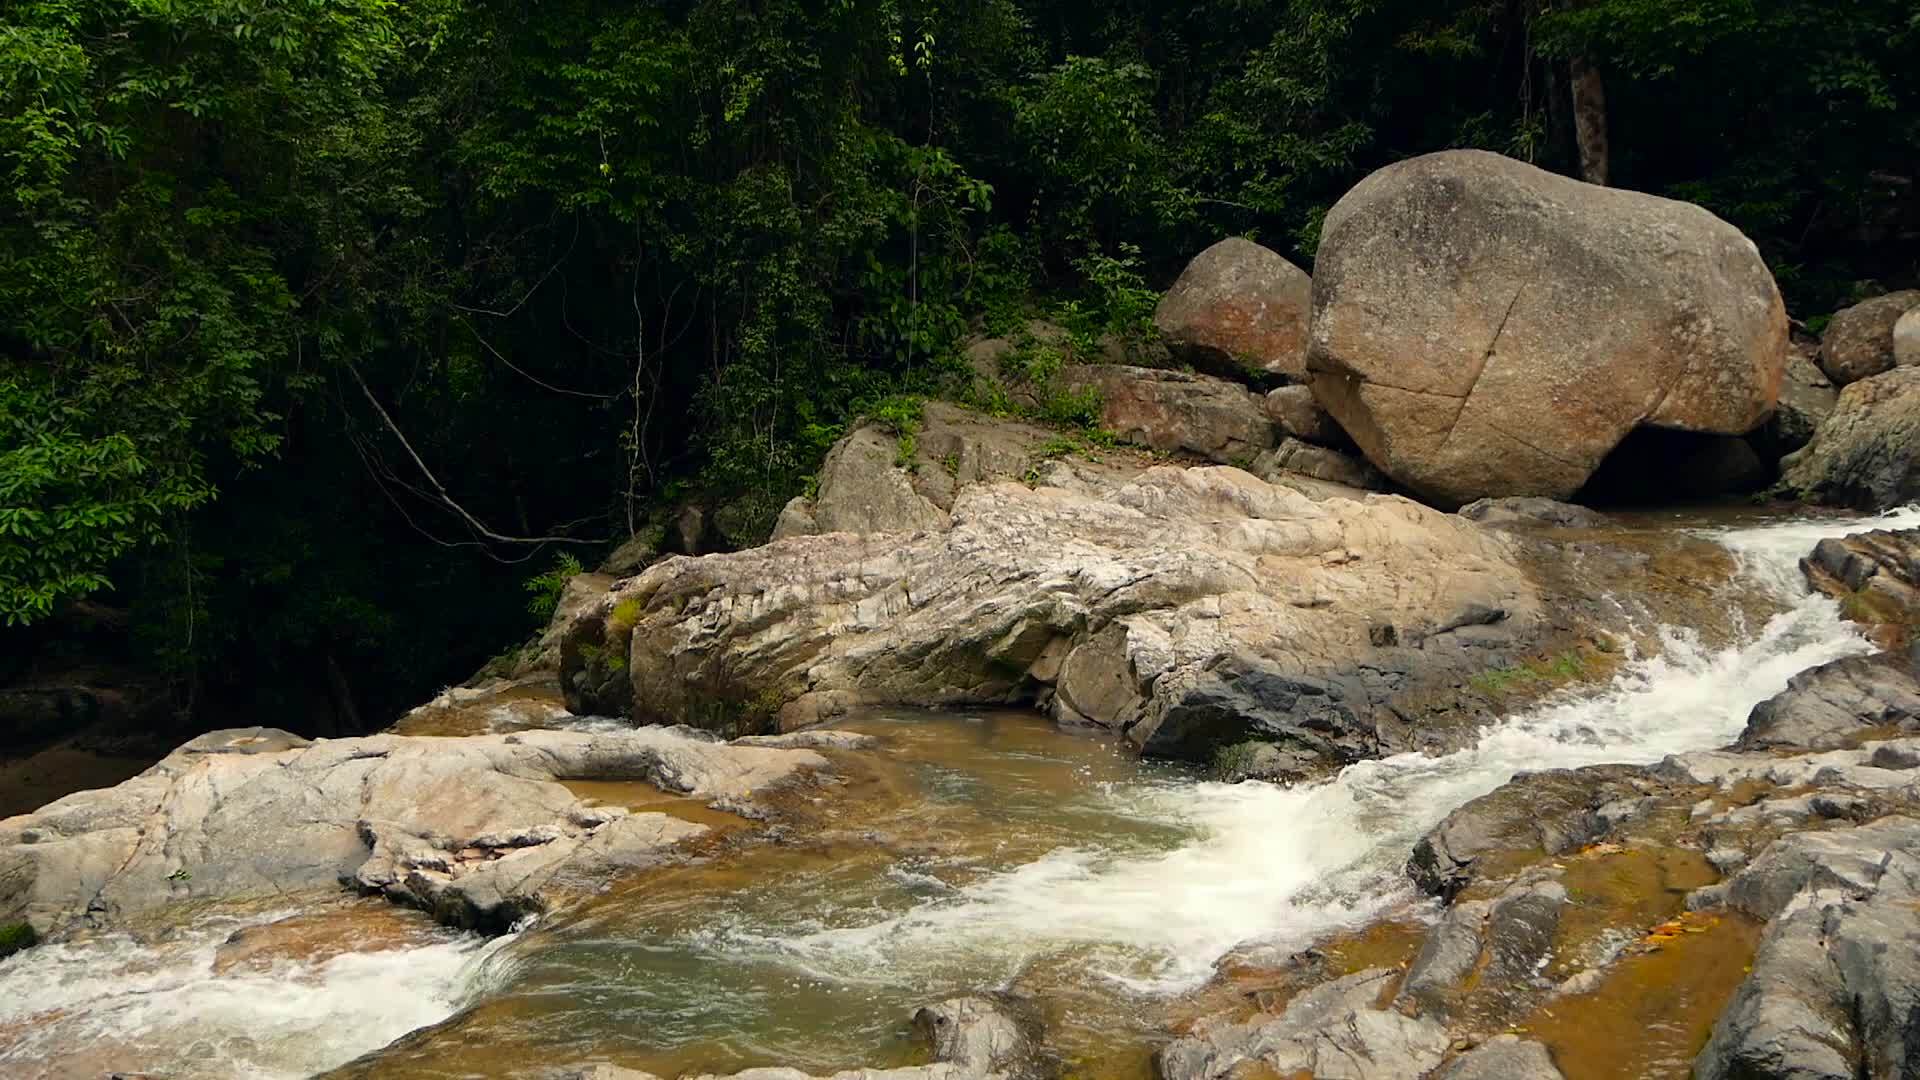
[7,500,1920,1080]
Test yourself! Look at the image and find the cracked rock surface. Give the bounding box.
[562,465,1545,767]
[1,725,826,936]
[1307,149,1787,505]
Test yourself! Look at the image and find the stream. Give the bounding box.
[4,507,1919,1079]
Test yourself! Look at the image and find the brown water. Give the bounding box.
[334,710,1207,1078]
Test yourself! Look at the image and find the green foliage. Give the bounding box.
[1211,741,1269,781]
[523,554,585,622]
[607,598,644,636]
[0,921,36,959]
[866,394,927,466]
[3,0,1915,735]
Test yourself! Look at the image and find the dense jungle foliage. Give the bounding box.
[2,0,1916,729]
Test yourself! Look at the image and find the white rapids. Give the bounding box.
[0,908,518,1079]
[740,507,1920,994]
[1,506,1916,1075]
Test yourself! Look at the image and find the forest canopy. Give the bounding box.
[3,0,1915,723]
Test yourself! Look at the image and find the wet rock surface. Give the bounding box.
[1161,967,1452,1079]
[1738,650,1920,750]
[1457,496,1609,530]
[1433,1036,1565,1080]
[1802,526,1920,642]
[0,724,827,937]
[1696,817,1920,1080]
[1177,526,1920,1080]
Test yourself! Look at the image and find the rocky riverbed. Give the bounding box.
[9,150,1920,1080]
[6,507,1920,1079]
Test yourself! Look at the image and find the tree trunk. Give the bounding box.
[1569,54,1610,186]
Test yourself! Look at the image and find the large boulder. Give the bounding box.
[1780,367,1920,509]
[1153,238,1313,381]
[561,467,1543,764]
[775,403,1156,541]
[1818,290,1920,385]
[1062,365,1275,464]
[0,726,825,937]
[1307,149,1787,505]
[514,572,615,675]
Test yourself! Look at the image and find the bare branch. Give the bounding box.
[346,364,597,548]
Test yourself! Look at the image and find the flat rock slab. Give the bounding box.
[1,727,827,937]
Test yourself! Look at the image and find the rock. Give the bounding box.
[1307,149,1787,505]
[797,426,951,537]
[1154,237,1313,381]
[668,504,723,555]
[1263,385,1344,446]
[1898,308,1920,369]
[1407,765,1661,899]
[1061,365,1274,464]
[561,466,1542,764]
[775,403,1150,540]
[1802,528,1920,636]
[1395,897,1494,1015]
[1739,651,1920,752]
[515,573,615,676]
[599,533,659,577]
[1780,366,1920,510]
[732,730,880,751]
[1252,438,1387,492]
[1433,1036,1565,1080]
[1818,290,1920,385]
[1695,817,1920,1080]
[910,996,1041,1077]
[0,726,826,937]
[1395,881,1566,1019]
[1662,738,1920,792]
[771,496,819,541]
[1157,969,1450,1080]
[1758,347,1838,457]
[1458,497,1608,529]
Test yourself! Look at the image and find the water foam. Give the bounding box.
[745,506,1920,993]
[0,909,515,1079]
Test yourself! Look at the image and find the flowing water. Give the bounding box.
[5,507,1919,1079]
